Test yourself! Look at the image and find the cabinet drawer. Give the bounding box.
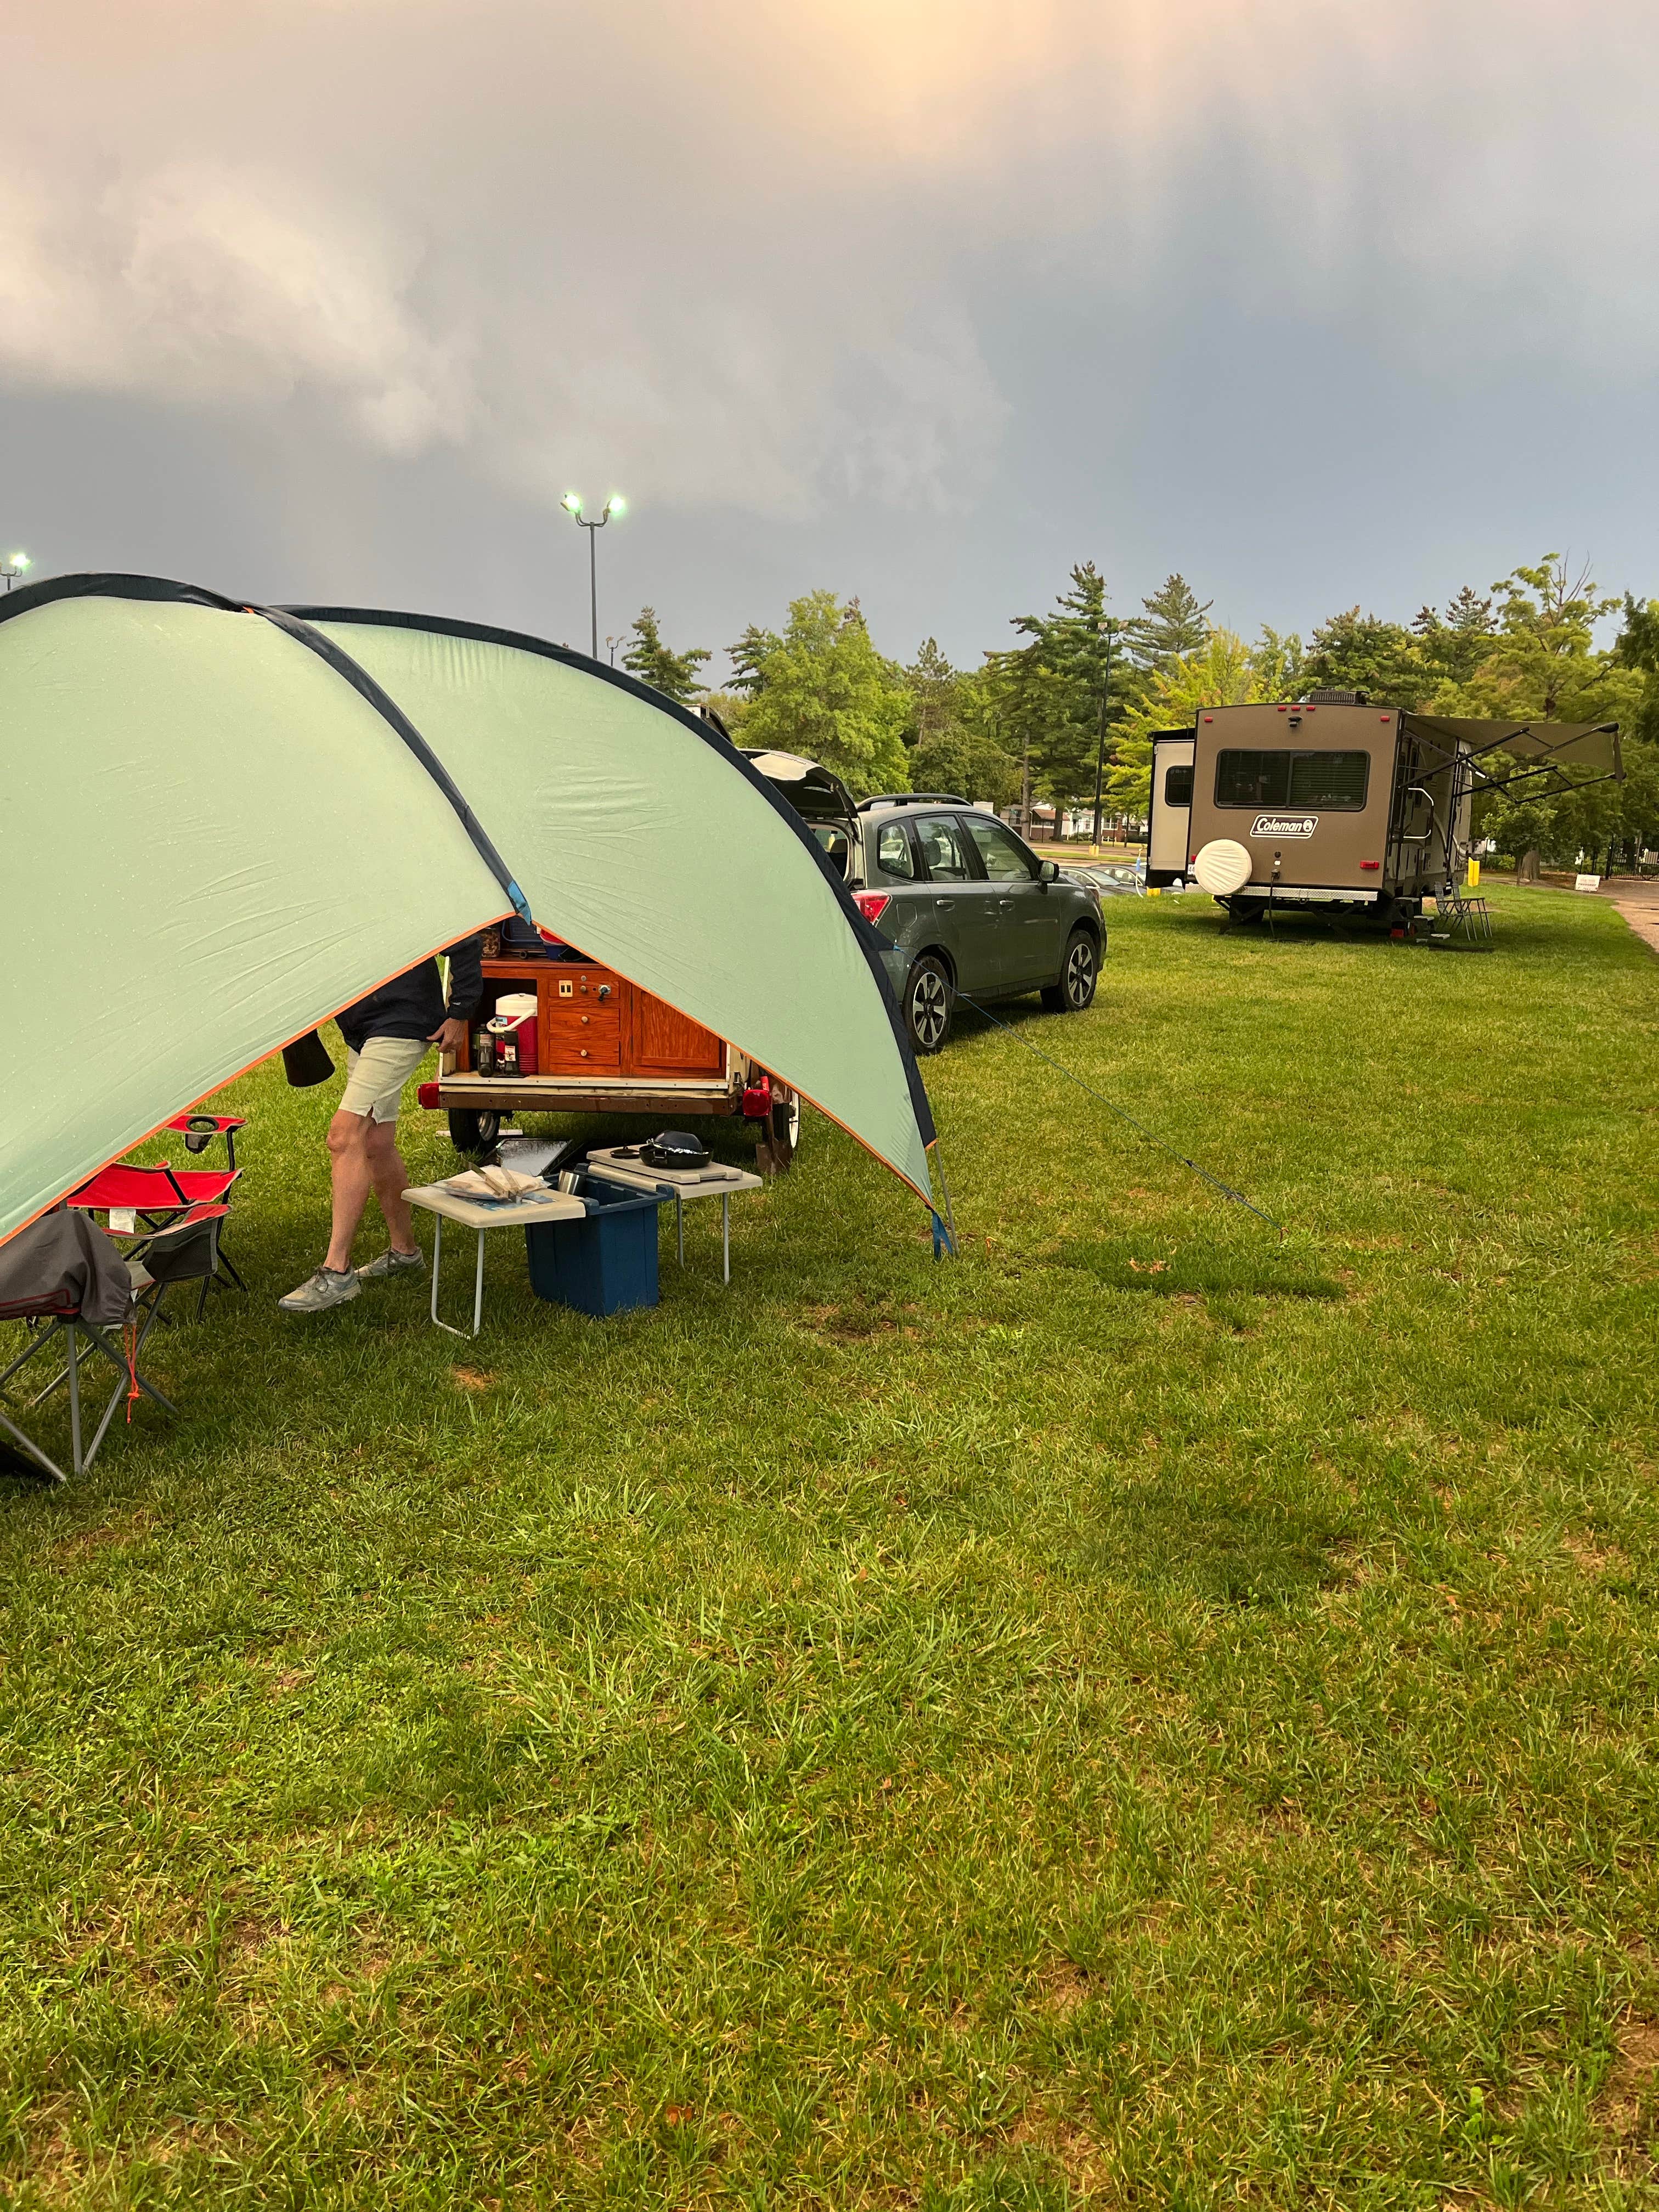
[539,1011,622,1071]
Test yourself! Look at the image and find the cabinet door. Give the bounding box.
[628,988,725,1077]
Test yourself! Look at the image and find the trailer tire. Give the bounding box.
[448,1107,502,1158]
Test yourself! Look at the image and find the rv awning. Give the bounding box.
[1402,715,1622,775]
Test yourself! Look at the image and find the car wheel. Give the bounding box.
[448,1107,502,1157]
[1041,930,1097,1013]
[904,955,953,1054]
[757,1086,801,1177]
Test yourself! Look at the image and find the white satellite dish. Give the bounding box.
[1192,839,1254,897]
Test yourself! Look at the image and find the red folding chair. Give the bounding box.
[165,1113,245,1171]
[69,1164,247,1299]
[126,1204,234,1327]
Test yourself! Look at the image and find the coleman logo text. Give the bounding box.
[1251,814,1317,839]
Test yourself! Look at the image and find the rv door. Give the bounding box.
[1148,731,1195,887]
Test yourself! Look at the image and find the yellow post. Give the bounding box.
[1467,857,1481,889]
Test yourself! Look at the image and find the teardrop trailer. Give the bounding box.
[1146,699,1622,939]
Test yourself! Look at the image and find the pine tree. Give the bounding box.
[1127,574,1212,669]
[622,607,711,704]
[725,622,783,697]
[1412,586,1498,689]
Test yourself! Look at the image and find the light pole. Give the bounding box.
[1089,619,1121,850]
[1,551,32,592]
[605,633,626,668]
[561,494,624,661]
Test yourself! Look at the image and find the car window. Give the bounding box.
[812,823,851,877]
[873,820,917,882]
[964,816,1039,883]
[913,814,972,882]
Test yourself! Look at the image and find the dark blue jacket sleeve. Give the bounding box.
[444,935,484,1022]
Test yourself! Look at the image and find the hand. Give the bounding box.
[430,1017,469,1054]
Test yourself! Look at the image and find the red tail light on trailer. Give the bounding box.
[742,1075,772,1119]
[416,1082,440,1108]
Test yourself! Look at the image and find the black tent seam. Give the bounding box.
[0,572,531,926]
[255,608,531,924]
[285,602,937,1148]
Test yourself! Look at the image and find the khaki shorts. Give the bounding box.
[339,1035,428,1124]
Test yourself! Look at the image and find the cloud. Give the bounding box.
[1,0,1653,521]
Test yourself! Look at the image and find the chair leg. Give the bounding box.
[67,1329,82,1476]
[0,1318,64,1397]
[217,1249,248,1293]
[80,1321,177,1416]
[0,1407,65,1485]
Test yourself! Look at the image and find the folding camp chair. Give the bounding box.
[164,1113,245,1171]
[69,1162,247,1295]
[0,1277,174,1486]
[126,1205,233,1326]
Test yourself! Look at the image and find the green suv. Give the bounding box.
[850,795,1103,1054]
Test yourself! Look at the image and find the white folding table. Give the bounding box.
[402,1182,588,1336]
[584,1151,764,1285]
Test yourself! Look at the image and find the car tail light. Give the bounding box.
[742,1076,772,1119]
[416,1082,440,1108]
[853,891,893,926]
[1360,860,1381,871]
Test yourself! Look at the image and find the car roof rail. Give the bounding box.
[855,792,972,812]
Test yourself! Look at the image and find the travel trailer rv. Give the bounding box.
[1145,699,1621,929]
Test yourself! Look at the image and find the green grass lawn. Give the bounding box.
[4,886,1659,2210]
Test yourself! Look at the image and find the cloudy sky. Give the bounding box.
[2,0,1654,674]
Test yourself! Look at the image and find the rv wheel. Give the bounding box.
[448,1107,502,1158]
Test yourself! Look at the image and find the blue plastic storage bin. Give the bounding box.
[523,1174,663,1318]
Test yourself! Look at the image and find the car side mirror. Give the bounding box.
[1039,859,1060,883]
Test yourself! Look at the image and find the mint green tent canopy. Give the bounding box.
[0,574,937,1247]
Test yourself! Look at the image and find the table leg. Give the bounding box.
[473,1229,486,1336]
[723,1194,730,1285]
[430,1214,479,1339]
[677,1194,684,1267]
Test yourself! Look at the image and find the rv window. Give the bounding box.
[1214,748,1370,811]
[874,821,917,881]
[1288,751,1369,808]
[1164,763,1193,806]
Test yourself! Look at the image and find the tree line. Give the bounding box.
[617,555,1659,868]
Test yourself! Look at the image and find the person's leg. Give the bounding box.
[365,1116,418,1255]
[324,1110,376,1272]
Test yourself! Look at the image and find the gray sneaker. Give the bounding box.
[278,1266,360,1314]
[356,1246,425,1280]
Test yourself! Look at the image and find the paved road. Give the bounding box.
[1595,877,1659,953]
